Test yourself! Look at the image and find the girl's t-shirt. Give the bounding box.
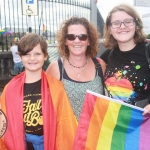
[100,42,150,105]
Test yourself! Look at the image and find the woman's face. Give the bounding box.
[66,24,90,57]
[109,11,136,45]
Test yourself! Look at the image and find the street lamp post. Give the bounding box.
[39,11,43,35]
[22,0,38,33]
[90,0,97,28]
[28,15,32,33]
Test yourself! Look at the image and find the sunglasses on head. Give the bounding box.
[66,34,88,41]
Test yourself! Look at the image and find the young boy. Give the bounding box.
[0,33,77,150]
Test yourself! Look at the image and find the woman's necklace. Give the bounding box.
[69,66,86,78]
[67,57,88,78]
[67,57,88,69]
[74,68,85,78]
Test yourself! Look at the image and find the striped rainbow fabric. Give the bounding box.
[43,24,46,33]
[73,90,150,150]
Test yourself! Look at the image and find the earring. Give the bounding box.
[85,45,88,50]
[136,26,140,35]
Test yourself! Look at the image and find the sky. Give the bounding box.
[97,0,150,34]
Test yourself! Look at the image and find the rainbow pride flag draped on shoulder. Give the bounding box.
[73,90,150,150]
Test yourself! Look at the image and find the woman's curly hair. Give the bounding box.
[103,4,146,50]
[57,16,101,58]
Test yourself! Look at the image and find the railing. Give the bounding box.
[0,0,90,52]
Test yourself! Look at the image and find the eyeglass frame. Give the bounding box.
[109,19,136,29]
[65,34,88,41]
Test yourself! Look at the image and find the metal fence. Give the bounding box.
[0,0,91,51]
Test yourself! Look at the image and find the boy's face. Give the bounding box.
[21,44,47,73]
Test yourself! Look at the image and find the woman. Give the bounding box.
[100,4,150,115]
[0,33,76,150]
[46,17,104,121]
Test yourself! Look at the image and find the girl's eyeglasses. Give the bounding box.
[66,34,88,41]
[110,19,135,29]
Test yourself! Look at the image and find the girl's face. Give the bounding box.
[65,24,90,57]
[21,44,47,73]
[109,11,136,46]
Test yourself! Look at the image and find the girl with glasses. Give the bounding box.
[46,17,104,121]
[100,4,150,115]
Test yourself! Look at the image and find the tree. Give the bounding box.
[147,34,150,39]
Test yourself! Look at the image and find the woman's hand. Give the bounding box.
[142,104,150,115]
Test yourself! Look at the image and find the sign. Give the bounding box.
[134,0,150,7]
[22,0,38,16]
[0,110,7,138]
[142,13,150,18]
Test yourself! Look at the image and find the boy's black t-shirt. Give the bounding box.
[100,42,150,105]
[23,79,43,150]
[23,79,43,135]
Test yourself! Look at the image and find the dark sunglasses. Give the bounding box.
[66,34,88,41]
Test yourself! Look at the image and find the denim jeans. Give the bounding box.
[14,62,24,73]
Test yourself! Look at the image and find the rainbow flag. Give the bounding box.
[43,24,46,33]
[73,90,150,150]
